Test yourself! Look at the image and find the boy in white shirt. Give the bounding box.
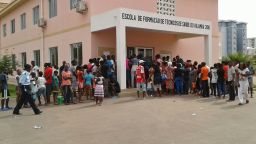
[37,71,47,106]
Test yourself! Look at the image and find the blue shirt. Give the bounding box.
[19,71,31,85]
[84,73,94,86]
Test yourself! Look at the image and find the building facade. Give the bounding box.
[0,0,220,89]
[218,20,247,57]
[246,37,256,56]
[247,37,256,48]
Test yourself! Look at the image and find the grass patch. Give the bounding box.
[8,84,16,98]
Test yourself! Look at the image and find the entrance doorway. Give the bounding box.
[127,47,153,60]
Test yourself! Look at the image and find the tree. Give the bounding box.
[0,55,17,75]
[222,53,251,63]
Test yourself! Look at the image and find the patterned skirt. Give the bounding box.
[94,85,104,97]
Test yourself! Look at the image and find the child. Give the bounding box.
[94,73,104,106]
[84,70,94,100]
[77,66,84,102]
[37,71,47,106]
[52,70,59,105]
[147,78,154,97]
[30,72,38,102]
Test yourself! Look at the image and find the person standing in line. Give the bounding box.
[62,65,72,105]
[153,62,162,97]
[210,64,218,96]
[227,62,236,101]
[183,64,191,95]
[37,71,47,106]
[131,54,139,88]
[44,63,53,104]
[237,63,250,105]
[52,71,59,105]
[217,63,225,98]
[94,73,104,106]
[126,57,132,88]
[201,62,209,97]
[136,60,146,99]
[13,64,42,115]
[0,70,11,111]
[76,66,84,102]
[174,63,184,95]
[84,70,94,100]
[31,61,39,77]
[70,60,78,104]
[247,62,255,98]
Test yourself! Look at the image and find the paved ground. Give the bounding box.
[1,94,256,144]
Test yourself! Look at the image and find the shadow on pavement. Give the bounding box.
[113,98,139,105]
[221,104,241,109]
[69,104,97,111]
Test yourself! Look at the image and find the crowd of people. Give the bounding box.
[127,54,255,105]
[0,53,255,115]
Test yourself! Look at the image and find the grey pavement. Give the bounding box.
[1,94,256,144]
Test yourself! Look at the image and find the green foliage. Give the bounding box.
[0,55,16,75]
[222,53,251,63]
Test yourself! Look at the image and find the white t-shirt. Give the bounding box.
[228,66,235,82]
[211,68,218,83]
[32,65,39,76]
[238,68,249,81]
[37,77,46,89]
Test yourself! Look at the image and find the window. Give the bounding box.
[11,19,15,34]
[2,24,6,37]
[49,0,57,18]
[34,50,40,67]
[21,52,27,68]
[20,13,26,30]
[70,0,79,9]
[49,47,58,66]
[33,5,40,25]
[71,42,82,65]
[157,0,176,16]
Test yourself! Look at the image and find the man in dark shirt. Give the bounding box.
[175,63,184,95]
[217,63,225,98]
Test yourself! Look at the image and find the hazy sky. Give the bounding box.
[219,0,255,38]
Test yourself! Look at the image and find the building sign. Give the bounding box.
[121,12,210,30]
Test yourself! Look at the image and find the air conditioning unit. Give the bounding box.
[38,18,47,28]
[76,0,88,14]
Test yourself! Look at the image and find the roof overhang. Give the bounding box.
[91,8,212,37]
[0,0,26,18]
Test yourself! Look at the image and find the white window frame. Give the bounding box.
[2,24,7,37]
[20,13,26,30]
[11,19,15,34]
[49,47,58,66]
[21,52,27,68]
[33,50,40,67]
[49,0,57,18]
[70,42,83,65]
[33,5,40,25]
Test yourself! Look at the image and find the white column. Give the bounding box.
[116,23,127,89]
[204,35,212,66]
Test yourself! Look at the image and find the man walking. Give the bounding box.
[13,64,42,115]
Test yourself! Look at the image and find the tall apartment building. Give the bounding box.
[218,20,247,57]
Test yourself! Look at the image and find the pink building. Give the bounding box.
[0,0,220,89]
